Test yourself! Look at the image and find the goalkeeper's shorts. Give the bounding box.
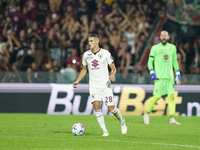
[153,78,175,96]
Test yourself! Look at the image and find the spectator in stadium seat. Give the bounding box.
[40,51,52,71]
[62,0,79,13]
[71,31,82,56]
[61,4,76,24]
[48,67,56,83]
[40,17,52,40]
[189,66,200,84]
[30,62,39,72]
[53,23,61,39]
[63,39,74,62]
[2,16,15,37]
[45,27,59,49]
[49,2,61,25]
[2,62,22,82]
[49,41,61,68]
[102,43,117,65]
[26,21,42,43]
[0,34,6,54]
[60,62,77,83]
[124,3,136,18]
[99,36,115,56]
[17,46,34,71]
[51,59,60,72]
[92,2,107,28]
[0,10,10,31]
[66,48,81,72]
[30,42,45,69]
[182,42,195,73]
[116,41,131,73]
[0,53,8,71]
[23,0,38,26]
[6,0,19,13]
[35,2,48,26]
[123,20,137,56]
[17,29,29,47]
[105,27,121,51]
[26,62,44,83]
[26,67,33,83]
[76,1,91,24]
[48,0,62,11]
[1,35,13,69]
[89,19,98,33]
[10,4,27,35]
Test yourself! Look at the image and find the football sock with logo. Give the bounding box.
[146,95,162,114]
[95,109,108,133]
[168,94,175,117]
[111,108,123,123]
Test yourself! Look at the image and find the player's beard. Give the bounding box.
[161,39,168,45]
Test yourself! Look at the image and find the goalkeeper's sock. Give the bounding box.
[111,108,123,123]
[95,109,108,133]
[146,95,161,113]
[168,94,175,116]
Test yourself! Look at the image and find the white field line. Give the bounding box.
[76,139,200,149]
[0,136,200,149]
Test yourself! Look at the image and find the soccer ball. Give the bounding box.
[72,123,85,136]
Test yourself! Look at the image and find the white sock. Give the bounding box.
[95,109,107,133]
[111,108,123,123]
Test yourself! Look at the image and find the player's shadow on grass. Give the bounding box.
[52,131,94,136]
[52,131,71,134]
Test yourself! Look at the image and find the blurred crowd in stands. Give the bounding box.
[0,0,199,82]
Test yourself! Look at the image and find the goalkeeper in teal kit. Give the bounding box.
[143,31,181,125]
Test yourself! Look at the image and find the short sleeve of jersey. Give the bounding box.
[106,51,114,65]
[149,45,156,58]
[82,53,87,66]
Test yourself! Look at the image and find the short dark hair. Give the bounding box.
[89,33,99,39]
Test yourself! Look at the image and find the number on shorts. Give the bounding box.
[105,96,112,103]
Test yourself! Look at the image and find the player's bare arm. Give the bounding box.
[109,63,116,82]
[73,65,87,88]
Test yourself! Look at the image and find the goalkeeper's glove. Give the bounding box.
[149,69,159,80]
[175,70,181,85]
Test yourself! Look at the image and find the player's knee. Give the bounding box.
[92,101,101,110]
[155,95,162,99]
[93,105,101,110]
[151,95,162,104]
[168,94,174,101]
[107,105,115,112]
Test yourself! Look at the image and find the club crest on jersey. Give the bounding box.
[98,54,103,59]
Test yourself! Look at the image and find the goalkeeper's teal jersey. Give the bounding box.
[147,42,179,79]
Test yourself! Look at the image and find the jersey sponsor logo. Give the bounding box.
[86,54,93,60]
[164,54,169,60]
[86,56,93,60]
[91,59,99,67]
[158,49,164,54]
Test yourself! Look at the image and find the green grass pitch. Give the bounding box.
[0,114,200,150]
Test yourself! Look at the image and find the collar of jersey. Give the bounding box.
[91,48,101,55]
